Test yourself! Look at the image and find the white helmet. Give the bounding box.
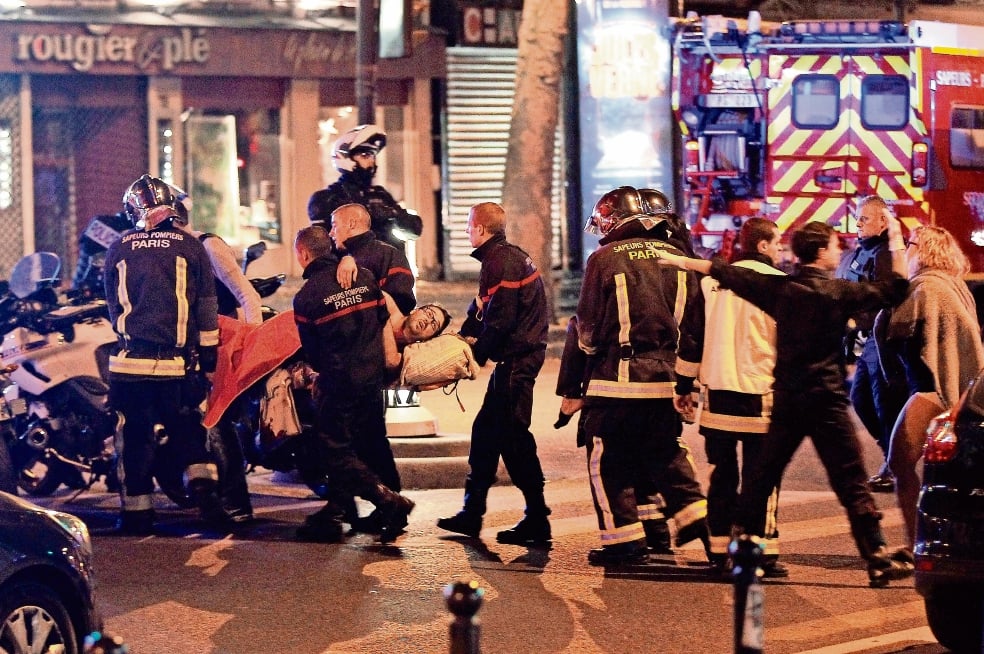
[332,124,386,173]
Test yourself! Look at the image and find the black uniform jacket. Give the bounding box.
[293,254,390,399]
[341,230,416,315]
[710,260,908,395]
[459,233,548,366]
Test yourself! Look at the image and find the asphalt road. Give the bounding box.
[25,356,952,654]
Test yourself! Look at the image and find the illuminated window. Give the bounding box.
[0,121,12,210]
[158,120,175,186]
[950,106,984,169]
[792,75,839,129]
[861,75,908,130]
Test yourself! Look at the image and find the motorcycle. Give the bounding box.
[0,248,284,503]
[0,252,120,497]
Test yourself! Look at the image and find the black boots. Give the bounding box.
[496,515,552,546]
[373,485,416,544]
[496,489,552,546]
[437,481,487,538]
[588,540,649,566]
[850,512,914,588]
[643,518,673,554]
[436,511,483,538]
[297,504,346,543]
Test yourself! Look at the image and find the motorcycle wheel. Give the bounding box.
[17,451,66,497]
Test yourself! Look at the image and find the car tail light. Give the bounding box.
[924,412,957,463]
[685,140,700,173]
[911,142,929,187]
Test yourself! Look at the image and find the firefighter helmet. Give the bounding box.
[123,174,178,230]
[167,184,193,226]
[637,188,673,216]
[585,186,646,236]
[332,124,387,173]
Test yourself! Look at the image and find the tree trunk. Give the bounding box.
[502,0,569,323]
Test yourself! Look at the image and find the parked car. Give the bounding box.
[916,374,984,653]
[0,490,101,654]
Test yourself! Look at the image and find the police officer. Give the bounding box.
[307,124,422,251]
[104,174,221,535]
[837,195,906,492]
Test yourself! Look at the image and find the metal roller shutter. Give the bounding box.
[443,46,565,279]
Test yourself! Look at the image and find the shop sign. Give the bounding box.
[0,22,362,77]
[460,4,520,47]
[14,25,210,72]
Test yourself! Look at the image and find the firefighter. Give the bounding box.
[654,220,915,588]
[559,186,709,566]
[307,124,422,251]
[837,195,907,493]
[104,174,221,535]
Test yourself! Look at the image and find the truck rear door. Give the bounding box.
[765,47,920,239]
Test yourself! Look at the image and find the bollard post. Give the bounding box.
[730,535,765,654]
[445,580,484,654]
[83,631,129,654]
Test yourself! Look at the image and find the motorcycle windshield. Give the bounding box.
[9,253,60,299]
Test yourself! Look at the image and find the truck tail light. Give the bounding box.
[911,142,929,187]
[685,140,700,173]
[924,412,957,463]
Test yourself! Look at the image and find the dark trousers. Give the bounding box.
[704,432,779,557]
[466,349,547,508]
[583,398,706,547]
[314,387,393,508]
[735,390,879,544]
[208,396,253,515]
[851,337,905,456]
[109,377,211,509]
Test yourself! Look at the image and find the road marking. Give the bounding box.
[771,600,925,644]
[792,626,936,653]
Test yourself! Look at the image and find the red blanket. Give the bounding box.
[203,310,302,428]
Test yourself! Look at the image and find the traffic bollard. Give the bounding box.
[730,535,765,654]
[83,631,129,654]
[445,580,484,654]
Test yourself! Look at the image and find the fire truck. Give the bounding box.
[670,14,984,276]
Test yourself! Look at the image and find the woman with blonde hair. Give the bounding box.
[876,225,984,559]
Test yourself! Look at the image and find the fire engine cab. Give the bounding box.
[671,14,984,275]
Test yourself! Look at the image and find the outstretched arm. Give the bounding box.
[653,248,712,275]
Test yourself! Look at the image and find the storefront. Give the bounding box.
[0,12,445,281]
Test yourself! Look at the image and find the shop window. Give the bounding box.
[861,75,908,130]
[185,108,281,245]
[792,75,839,129]
[950,106,984,169]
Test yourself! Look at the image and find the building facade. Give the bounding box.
[0,8,445,280]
